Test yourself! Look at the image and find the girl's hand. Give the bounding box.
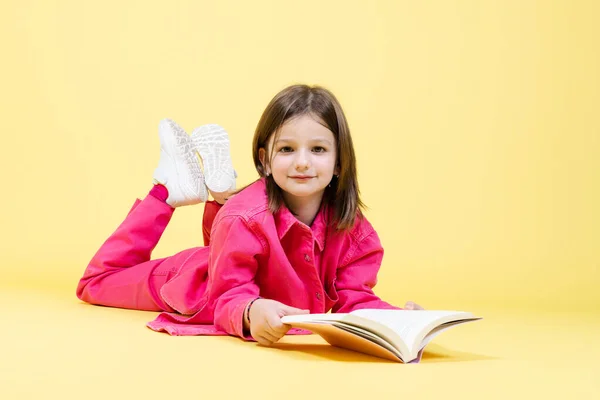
[248,299,309,346]
[403,301,424,310]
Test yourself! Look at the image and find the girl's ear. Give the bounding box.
[334,165,340,176]
[259,148,271,175]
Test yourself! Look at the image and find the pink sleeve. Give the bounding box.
[332,230,401,313]
[207,214,265,339]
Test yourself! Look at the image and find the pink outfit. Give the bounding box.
[76,178,399,339]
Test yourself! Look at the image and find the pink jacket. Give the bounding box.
[79,178,399,338]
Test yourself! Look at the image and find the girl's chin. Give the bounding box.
[284,187,326,198]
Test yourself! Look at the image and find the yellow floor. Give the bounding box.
[1,287,598,400]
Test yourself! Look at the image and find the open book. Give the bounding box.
[281,309,481,363]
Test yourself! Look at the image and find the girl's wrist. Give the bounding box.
[243,297,261,331]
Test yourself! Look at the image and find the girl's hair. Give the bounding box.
[251,84,365,231]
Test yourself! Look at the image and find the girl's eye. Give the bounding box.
[313,147,326,153]
[279,146,293,153]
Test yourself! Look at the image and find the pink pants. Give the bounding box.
[76,195,222,312]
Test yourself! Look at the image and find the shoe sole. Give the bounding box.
[191,124,236,193]
[159,119,207,204]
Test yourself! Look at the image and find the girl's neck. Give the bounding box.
[283,191,324,227]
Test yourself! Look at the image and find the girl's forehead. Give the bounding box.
[272,115,334,143]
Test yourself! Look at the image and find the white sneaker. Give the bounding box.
[153,119,208,207]
[190,124,237,193]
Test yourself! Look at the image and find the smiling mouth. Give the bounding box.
[290,176,314,179]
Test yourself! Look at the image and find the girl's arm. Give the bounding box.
[207,214,264,339]
[332,229,401,313]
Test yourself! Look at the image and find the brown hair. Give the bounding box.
[251,84,365,231]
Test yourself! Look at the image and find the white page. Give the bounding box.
[418,319,478,350]
[333,323,403,360]
[349,309,475,351]
[281,313,344,324]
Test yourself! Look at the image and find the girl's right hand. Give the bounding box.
[247,299,309,346]
[403,301,424,310]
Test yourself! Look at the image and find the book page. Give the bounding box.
[283,313,408,356]
[349,309,476,357]
[332,323,403,361]
[286,321,403,362]
[281,313,346,324]
[283,310,480,361]
[418,319,479,350]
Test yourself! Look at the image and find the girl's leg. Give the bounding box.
[77,120,235,310]
[191,124,234,245]
[202,200,223,246]
[79,197,225,310]
[77,119,207,311]
[76,193,195,311]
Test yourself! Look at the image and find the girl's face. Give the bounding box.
[260,114,338,208]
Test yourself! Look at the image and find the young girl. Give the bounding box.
[76,84,421,346]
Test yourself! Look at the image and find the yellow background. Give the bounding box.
[1,1,599,399]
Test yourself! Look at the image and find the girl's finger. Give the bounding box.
[271,329,287,342]
[261,330,279,344]
[267,315,290,335]
[255,334,274,347]
[271,321,290,335]
[254,336,268,346]
[405,301,424,310]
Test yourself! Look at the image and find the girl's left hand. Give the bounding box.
[403,301,424,310]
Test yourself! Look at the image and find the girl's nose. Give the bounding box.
[295,151,310,170]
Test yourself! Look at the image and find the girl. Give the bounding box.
[76,84,421,346]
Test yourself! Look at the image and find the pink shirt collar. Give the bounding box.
[274,197,329,252]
